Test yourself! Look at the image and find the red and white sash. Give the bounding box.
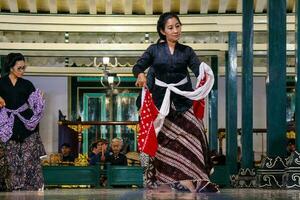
[138,62,214,157]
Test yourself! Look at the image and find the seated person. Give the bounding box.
[100,139,109,162]
[106,138,127,166]
[287,138,296,156]
[89,139,109,165]
[60,143,75,162]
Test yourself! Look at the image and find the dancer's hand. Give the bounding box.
[0,96,6,108]
[135,73,147,87]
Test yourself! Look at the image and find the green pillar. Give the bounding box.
[296,0,300,150]
[209,56,218,151]
[226,32,238,174]
[267,0,286,157]
[241,0,254,168]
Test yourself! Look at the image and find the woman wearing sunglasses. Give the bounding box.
[0,53,45,191]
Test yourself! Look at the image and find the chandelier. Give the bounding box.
[98,57,121,89]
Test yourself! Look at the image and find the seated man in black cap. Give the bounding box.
[60,143,75,162]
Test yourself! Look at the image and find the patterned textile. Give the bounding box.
[0,89,45,143]
[5,132,46,191]
[0,141,9,191]
[153,62,214,136]
[140,152,150,187]
[138,63,214,157]
[140,152,150,168]
[144,107,218,193]
[138,88,159,157]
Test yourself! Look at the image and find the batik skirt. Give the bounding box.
[0,141,8,191]
[145,107,219,192]
[4,132,46,191]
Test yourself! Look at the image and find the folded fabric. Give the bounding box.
[138,88,159,157]
[193,76,207,120]
[0,89,45,143]
[153,62,214,135]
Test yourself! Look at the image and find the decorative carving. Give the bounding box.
[230,168,256,188]
[294,151,300,166]
[257,156,286,188]
[68,125,91,133]
[284,150,300,189]
[261,156,286,169]
[258,174,283,188]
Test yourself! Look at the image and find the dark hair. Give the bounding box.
[156,12,182,42]
[91,142,98,150]
[61,143,71,148]
[288,139,296,145]
[99,138,108,144]
[4,53,25,73]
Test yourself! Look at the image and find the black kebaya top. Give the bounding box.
[0,75,36,142]
[133,42,201,112]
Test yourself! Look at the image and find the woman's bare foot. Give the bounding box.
[179,180,196,193]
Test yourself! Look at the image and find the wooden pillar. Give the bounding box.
[257,0,287,188]
[241,0,254,169]
[267,0,286,158]
[226,32,238,175]
[209,56,218,151]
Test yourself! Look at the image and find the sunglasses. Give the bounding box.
[15,66,26,72]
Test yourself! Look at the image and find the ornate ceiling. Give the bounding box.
[0,0,295,15]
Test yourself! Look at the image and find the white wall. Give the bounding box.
[218,76,266,129]
[26,76,68,154]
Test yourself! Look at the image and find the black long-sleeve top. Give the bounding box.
[132,42,201,112]
[0,75,36,142]
[106,152,127,166]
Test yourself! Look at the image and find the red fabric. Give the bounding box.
[193,76,206,120]
[138,88,159,157]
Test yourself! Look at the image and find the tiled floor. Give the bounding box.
[1,188,300,200]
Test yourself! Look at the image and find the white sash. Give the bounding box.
[153,62,214,135]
